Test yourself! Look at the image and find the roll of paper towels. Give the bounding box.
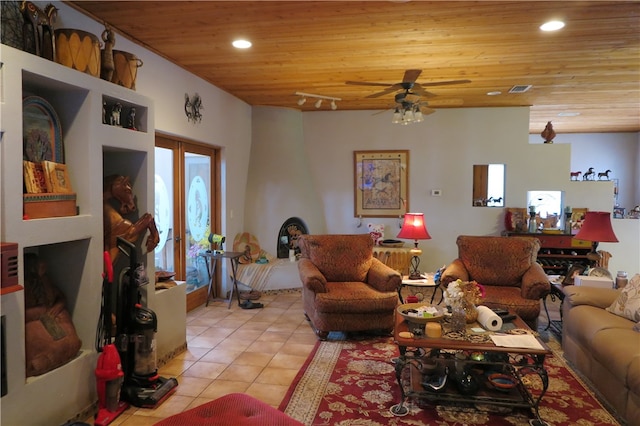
[476,306,503,331]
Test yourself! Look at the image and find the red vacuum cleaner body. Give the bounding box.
[94,344,128,426]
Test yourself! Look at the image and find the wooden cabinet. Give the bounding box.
[507,232,591,274]
[0,45,154,425]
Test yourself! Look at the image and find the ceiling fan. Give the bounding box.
[346,69,471,99]
[347,69,470,124]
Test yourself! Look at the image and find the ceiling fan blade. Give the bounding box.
[428,98,464,106]
[366,85,402,98]
[345,81,394,87]
[421,107,437,115]
[371,109,392,116]
[403,69,422,83]
[420,79,471,87]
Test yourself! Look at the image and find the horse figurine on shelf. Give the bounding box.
[103,175,160,263]
[598,169,612,180]
[570,171,582,181]
[582,167,595,181]
[20,1,58,60]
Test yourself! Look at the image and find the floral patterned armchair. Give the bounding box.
[297,234,402,340]
[441,235,550,328]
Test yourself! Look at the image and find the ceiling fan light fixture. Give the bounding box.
[540,20,565,32]
[414,108,424,122]
[392,108,402,123]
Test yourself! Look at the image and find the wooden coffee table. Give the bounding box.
[392,309,551,425]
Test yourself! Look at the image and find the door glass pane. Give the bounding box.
[154,147,174,273]
[185,152,211,293]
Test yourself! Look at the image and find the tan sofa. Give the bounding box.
[562,285,640,425]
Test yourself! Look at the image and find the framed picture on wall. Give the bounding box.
[354,150,409,217]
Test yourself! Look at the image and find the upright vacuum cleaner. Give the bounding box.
[113,237,178,408]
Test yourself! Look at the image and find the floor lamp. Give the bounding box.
[397,213,432,279]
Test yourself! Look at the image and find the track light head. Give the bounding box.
[330,100,337,110]
[315,99,322,108]
[297,97,306,106]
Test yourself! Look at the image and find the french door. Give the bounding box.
[155,135,220,311]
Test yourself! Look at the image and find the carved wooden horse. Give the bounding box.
[20,1,58,60]
[103,175,160,263]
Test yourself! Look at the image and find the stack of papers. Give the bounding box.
[490,334,545,350]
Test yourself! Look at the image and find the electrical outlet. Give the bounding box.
[431,189,442,197]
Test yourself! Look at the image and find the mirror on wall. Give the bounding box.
[472,164,505,207]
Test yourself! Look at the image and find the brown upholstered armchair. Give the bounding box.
[441,235,550,329]
[297,234,402,340]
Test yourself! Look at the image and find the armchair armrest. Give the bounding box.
[366,258,402,293]
[441,259,469,286]
[564,285,621,309]
[298,258,327,293]
[521,263,550,300]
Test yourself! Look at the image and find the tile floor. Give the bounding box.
[92,291,317,425]
[85,287,560,425]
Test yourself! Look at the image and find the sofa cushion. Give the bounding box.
[607,273,640,322]
[591,328,640,386]
[563,304,634,349]
[564,285,620,309]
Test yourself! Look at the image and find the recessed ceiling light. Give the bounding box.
[232,39,252,49]
[540,20,565,31]
[487,91,502,96]
[558,112,581,117]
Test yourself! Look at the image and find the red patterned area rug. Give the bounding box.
[279,334,620,426]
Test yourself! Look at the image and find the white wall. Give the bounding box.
[529,132,639,210]
[247,106,638,275]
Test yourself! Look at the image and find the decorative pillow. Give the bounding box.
[606,273,640,322]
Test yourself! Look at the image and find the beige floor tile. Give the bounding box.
[255,367,299,386]
[172,346,211,362]
[244,382,289,407]
[199,326,237,339]
[256,331,292,343]
[216,363,265,382]
[173,376,213,397]
[187,335,227,349]
[245,339,285,354]
[279,342,315,357]
[132,394,194,418]
[181,361,228,379]
[186,324,209,337]
[199,347,242,364]
[228,328,264,341]
[234,351,274,367]
[200,379,251,399]
[184,396,216,411]
[267,353,308,370]
[238,320,273,331]
[159,358,195,377]
[117,414,165,426]
[215,337,254,353]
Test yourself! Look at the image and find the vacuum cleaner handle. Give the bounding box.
[116,237,137,265]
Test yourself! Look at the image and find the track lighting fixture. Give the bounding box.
[294,91,341,110]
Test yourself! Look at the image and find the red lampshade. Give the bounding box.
[397,213,432,240]
[575,211,618,243]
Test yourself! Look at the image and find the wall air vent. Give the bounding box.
[508,85,532,93]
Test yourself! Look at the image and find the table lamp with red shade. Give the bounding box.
[574,211,618,265]
[397,212,432,279]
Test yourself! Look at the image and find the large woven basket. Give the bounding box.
[55,28,101,77]
[111,50,143,90]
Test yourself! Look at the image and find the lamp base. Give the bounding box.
[408,255,422,280]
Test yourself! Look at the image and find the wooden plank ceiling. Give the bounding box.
[71,1,640,134]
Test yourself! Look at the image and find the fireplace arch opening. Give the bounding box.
[277,217,309,258]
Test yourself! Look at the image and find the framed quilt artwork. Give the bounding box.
[354,150,408,217]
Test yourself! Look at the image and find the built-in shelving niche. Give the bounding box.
[22,71,91,218]
[102,94,148,133]
[23,238,92,383]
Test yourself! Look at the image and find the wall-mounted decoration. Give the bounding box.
[23,96,63,163]
[185,93,203,123]
[613,207,625,219]
[354,150,409,218]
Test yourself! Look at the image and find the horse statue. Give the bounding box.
[21,1,57,60]
[582,167,595,181]
[598,169,612,180]
[570,171,582,181]
[103,175,160,263]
